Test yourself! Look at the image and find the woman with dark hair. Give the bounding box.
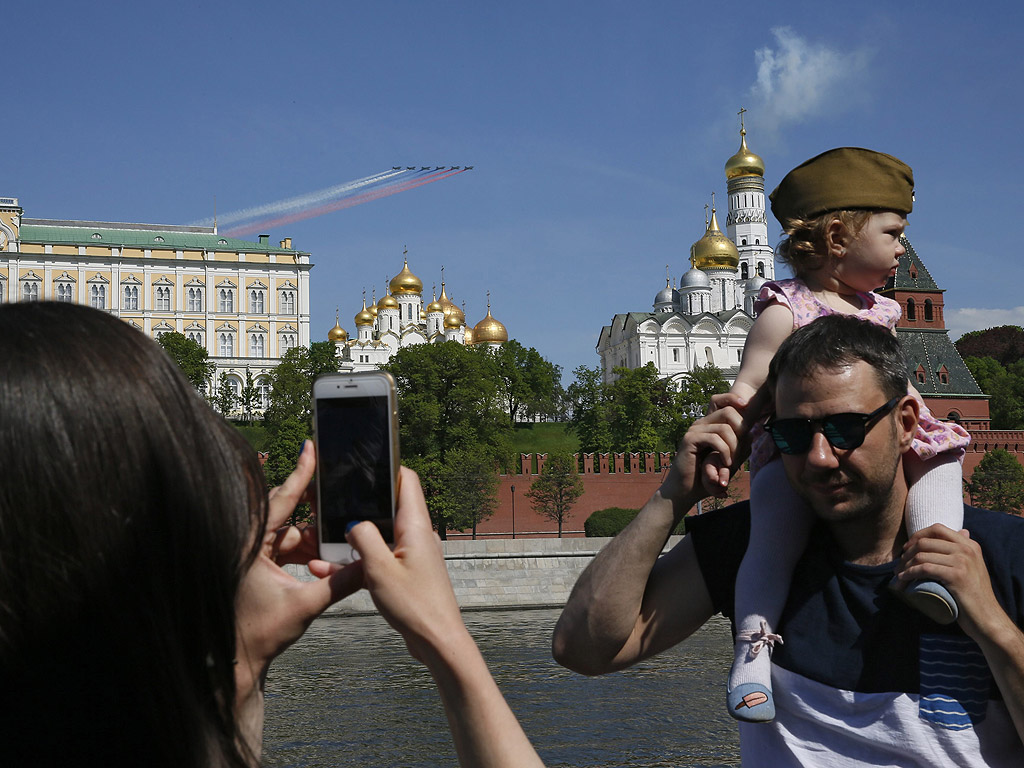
[0,301,543,768]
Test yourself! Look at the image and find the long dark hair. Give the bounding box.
[0,302,267,767]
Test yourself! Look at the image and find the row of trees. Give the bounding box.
[566,362,728,454]
[157,329,734,532]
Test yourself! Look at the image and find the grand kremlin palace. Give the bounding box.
[0,196,309,407]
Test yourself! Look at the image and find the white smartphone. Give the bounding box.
[312,371,399,563]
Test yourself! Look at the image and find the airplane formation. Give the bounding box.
[392,166,474,171]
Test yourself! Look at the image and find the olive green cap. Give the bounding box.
[769,147,914,222]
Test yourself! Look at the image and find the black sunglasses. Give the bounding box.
[764,396,902,455]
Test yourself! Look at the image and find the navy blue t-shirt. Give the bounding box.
[686,503,1024,698]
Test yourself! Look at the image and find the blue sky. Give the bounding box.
[8,1,1024,379]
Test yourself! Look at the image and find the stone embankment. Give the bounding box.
[287,536,684,615]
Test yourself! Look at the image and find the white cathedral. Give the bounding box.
[597,123,775,385]
[327,256,509,371]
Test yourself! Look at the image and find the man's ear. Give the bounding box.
[896,394,919,453]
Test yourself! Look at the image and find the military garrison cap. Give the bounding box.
[769,147,914,222]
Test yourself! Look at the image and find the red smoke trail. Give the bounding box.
[223,169,466,237]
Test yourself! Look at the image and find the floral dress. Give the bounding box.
[748,278,970,474]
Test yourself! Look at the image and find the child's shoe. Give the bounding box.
[902,579,958,624]
[727,682,775,723]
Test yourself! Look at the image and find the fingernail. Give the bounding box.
[298,440,309,460]
[345,520,360,534]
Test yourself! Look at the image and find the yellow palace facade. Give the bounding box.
[0,196,311,408]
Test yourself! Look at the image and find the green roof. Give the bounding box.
[883,237,940,293]
[898,327,986,398]
[19,218,307,255]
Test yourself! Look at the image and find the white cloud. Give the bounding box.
[945,307,1024,342]
[749,28,872,138]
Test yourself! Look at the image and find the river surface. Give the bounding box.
[263,608,741,767]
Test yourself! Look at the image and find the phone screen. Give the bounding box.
[315,395,395,544]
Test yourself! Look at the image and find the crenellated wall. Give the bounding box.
[446,453,750,540]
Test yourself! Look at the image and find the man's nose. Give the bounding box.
[804,430,840,469]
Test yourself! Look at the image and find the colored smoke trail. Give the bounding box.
[209,167,469,238]
[224,168,468,237]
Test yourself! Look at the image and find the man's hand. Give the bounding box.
[681,392,752,501]
[897,524,1006,641]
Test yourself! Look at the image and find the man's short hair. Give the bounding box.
[767,315,908,400]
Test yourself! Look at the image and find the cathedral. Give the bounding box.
[327,255,509,370]
[597,122,775,385]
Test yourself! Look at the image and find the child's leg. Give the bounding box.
[728,458,812,721]
[901,451,964,624]
[904,450,964,534]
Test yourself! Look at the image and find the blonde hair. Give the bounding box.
[775,209,873,278]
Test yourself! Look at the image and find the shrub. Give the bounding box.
[585,506,689,537]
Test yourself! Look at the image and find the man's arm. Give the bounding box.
[899,524,1024,743]
[552,401,748,676]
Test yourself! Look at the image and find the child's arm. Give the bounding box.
[701,302,793,495]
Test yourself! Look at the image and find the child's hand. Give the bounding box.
[701,452,731,498]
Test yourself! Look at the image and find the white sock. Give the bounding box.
[904,451,963,535]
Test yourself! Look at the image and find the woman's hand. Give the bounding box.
[344,467,467,662]
[234,440,363,750]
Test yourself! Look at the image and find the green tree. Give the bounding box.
[525,453,585,537]
[239,369,260,424]
[383,341,511,465]
[965,356,1024,429]
[490,340,563,423]
[264,343,340,432]
[566,366,613,453]
[956,326,1024,367]
[263,416,311,524]
[404,448,499,537]
[157,331,214,391]
[968,448,1024,514]
[214,373,239,416]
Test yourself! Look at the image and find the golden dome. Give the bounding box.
[377,291,399,310]
[437,282,456,315]
[389,257,423,295]
[691,208,739,270]
[354,299,374,327]
[463,327,474,344]
[472,302,508,344]
[427,296,444,313]
[328,311,348,341]
[724,128,765,180]
[443,312,463,329]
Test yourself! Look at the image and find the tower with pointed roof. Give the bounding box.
[880,237,990,430]
[725,108,775,285]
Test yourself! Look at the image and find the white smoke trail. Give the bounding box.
[193,168,410,227]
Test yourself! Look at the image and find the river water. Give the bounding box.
[263,608,741,767]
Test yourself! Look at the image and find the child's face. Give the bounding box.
[835,211,907,293]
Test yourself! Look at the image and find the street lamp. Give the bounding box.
[510,484,516,539]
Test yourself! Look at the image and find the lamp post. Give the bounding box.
[510,484,516,539]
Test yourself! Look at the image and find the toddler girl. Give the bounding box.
[708,147,970,723]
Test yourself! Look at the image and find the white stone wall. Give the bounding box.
[287,536,684,615]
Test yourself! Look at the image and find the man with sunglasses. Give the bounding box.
[553,315,1024,767]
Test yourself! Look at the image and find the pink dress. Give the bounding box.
[748,279,970,474]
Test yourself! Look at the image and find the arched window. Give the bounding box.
[741,263,748,279]
[249,333,265,358]
[219,332,234,357]
[56,283,74,302]
[906,298,916,321]
[250,289,265,314]
[280,333,296,353]
[704,347,713,365]
[22,280,40,302]
[123,285,139,310]
[279,290,295,314]
[90,284,105,309]
[156,286,171,311]
[187,287,202,312]
[219,289,234,313]
[924,299,933,322]
[756,262,765,277]
[257,377,272,409]
[187,331,203,346]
